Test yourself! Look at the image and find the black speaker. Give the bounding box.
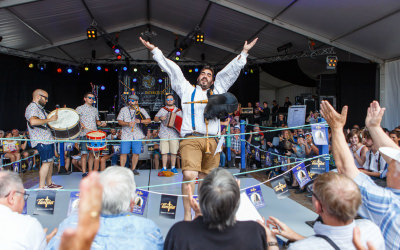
[319,74,336,96]
[304,98,316,113]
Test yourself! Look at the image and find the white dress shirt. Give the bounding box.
[0,204,47,250]
[152,47,247,137]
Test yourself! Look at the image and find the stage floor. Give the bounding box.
[25,169,317,239]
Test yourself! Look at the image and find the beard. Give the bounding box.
[38,99,46,107]
[198,77,211,90]
[167,103,174,107]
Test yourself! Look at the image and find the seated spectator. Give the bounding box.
[164,168,268,250]
[0,130,4,138]
[276,114,286,127]
[106,128,118,140]
[320,100,400,249]
[70,143,83,172]
[0,171,56,249]
[348,130,368,169]
[292,134,306,158]
[20,131,39,171]
[304,133,319,157]
[263,172,385,249]
[47,166,163,249]
[2,131,21,164]
[260,101,270,127]
[389,130,400,146]
[11,129,20,138]
[230,125,241,168]
[360,132,387,179]
[247,124,264,169]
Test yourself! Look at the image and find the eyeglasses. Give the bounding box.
[87,97,95,100]
[128,99,137,102]
[310,190,320,202]
[5,190,29,201]
[39,94,48,100]
[166,98,174,101]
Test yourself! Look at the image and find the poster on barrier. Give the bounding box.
[133,189,149,215]
[265,152,272,166]
[190,195,200,219]
[292,163,311,189]
[311,124,328,145]
[245,186,265,209]
[255,147,260,161]
[34,190,56,215]
[68,191,80,216]
[310,158,326,174]
[271,176,290,199]
[159,194,177,219]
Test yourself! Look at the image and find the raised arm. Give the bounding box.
[365,101,400,163]
[320,101,359,179]
[214,38,258,93]
[140,37,190,97]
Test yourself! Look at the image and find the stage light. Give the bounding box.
[194,68,199,72]
[114,48,120,54]
[189,69,193,73]
[123,66,128,71]
[115,68,118,72]
[57,68,62,73]
[84,66,89,71]
[175,56,180,61]
[97,66,101,71]
[28,63,34,69]
[195,31,205,44]
[37,63,46,71]
[176,51,181,56]
[87,27,97,40]
[158,78,163,83]
[326,56,338,70]
[105,67,109,72]
[250,69,254,74]
[67,68,72,74]
[132,78,137,82]
[133,67,138,72]
[100,85,106,90]
[244,70,248,75]
[116,54,122,60]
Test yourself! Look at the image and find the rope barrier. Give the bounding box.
[0,153,39,168]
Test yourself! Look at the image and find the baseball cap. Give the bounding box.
[128,95,139,101]
[234,125,240,129]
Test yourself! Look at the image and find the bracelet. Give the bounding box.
[267,241,278,246]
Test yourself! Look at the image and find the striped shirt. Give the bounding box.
[354,172,400,250]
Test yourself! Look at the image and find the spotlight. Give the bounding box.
[195,31,205,44]
[158,78,163,83]
[189,69,193,73]
[132,78,137,82]
[87,27,97,40]
[67,68,73,74]
[84,66,89,71]
[100,85,106,91]
[250,69,254,74]
[116,54,122,60]
[115,68,118,72]
[326,56,338,70]
[175,56,180,61]
[114,48,120,54]
[57,68,62,73]
[28,63,34,69]
[176,51,181,56]
[194,68,199,72]
[37,63,46,71]
[244,69,248,75]
[133,67,138,72]
[105,68,109,72]
[97,66,102,71]
[123,66,127,71]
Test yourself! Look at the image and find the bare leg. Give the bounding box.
[65,157,70,171]
[93,156,100,171]
[81,153,88,173]
[171,154,177,167]
[46,162,53,186]
[131,154,139,170]
[100,155,111,171]
[120,154,127,167]
[39,162,51,188]
[182,170,198,221]
[162,154,168,169]
[88,153,95,172]
[154,154,160,170]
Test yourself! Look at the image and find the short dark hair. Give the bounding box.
[199,168,240,231]
[165,94,174,99]
[84,92,94,98]
[200,65,215,78]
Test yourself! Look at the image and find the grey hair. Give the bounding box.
[199,168,240,231]
[99,166,136,215]
[0,171,24,197]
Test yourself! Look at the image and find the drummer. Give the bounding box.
[76,92,106,178]
[25,89,62,189]
[154,94,182,175]
[117,94,151,175]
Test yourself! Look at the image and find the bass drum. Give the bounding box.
[47,108,81,139]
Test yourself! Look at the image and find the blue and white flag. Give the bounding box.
[133,189,149,215]
[292,162,311,188]
[245,186,265,208]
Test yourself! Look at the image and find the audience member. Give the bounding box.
[260,101,270,126]
[348,130,368,169]
[0,171,56,249]
[360,131,387,179]
[2,131,21,164]
[389,130,400,146]
[164,168,268,250]
[263,172,385,249]
[320,100,400,249]
[47,166,163,250]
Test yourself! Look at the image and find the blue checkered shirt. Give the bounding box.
[354,172,400,250]
[230,135,241,152]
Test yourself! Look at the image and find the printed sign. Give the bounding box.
[159,194,178,219]
[133,189,149,215]
[311,124,328,145]
[34,190,56,215]
[292,163,311,189]
[310,158,326,174]
[67,191,80,216]
[271,176,290,199]
[245,186,265,208]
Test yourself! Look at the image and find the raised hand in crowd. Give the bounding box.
[59,172,103,250]
[242,38,258,54]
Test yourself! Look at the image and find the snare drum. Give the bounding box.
[86,131,107,151]
[47,108,81,139]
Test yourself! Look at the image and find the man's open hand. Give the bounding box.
[320,100,348,129]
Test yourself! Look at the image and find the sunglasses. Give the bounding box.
[87,96,96,100]
[39,94,48,100]
[166,98,174,101]
[129,99,138,102]
[5,190,29,201]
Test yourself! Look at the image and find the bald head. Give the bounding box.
[32,89,49,106]
[313,172,361,223]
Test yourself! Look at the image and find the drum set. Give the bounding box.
[47,108,106,157]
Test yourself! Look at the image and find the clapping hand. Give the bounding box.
[365,101,385,129]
